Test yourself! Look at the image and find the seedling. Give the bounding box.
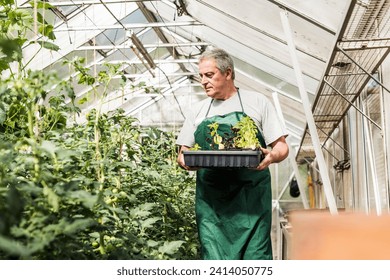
[195,116,262,150]
[232,116,261,150]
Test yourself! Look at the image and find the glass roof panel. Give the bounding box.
[17,0,358,147]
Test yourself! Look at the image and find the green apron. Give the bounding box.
[194,92,272,260]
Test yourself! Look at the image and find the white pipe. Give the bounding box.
[275,172,295,203]
[273,92,309,209]
[280,10,338,214]
[19,0,155,6]
[77,43,209,51]
[55,22,203,32]
[362,103,382,215]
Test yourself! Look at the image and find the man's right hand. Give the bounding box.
[177,145,199,171]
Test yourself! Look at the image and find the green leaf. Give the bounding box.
[147,240,159,247]
[43,184,60,212]
[68,190,98,209]
[41,140,58,155]
[29,0,54,9]
[0,38,23,64]
[139,202,155,212]
[0,235,31,257]
[140,217,161,229]
[36,40,60,51]
[89,232,100,238]
[10,9,33,28]
[0,0,15,6]
[130,203,156,218]
[158,240,185,255]
[38,23,56,40]
[36,12,49,25]
[0,104,6,125]
[78,96,88,104]
[130,209,151,218]
[62,218,94,235]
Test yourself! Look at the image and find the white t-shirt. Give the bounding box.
[176,89,288,147]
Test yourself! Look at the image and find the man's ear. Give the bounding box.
[226,68,233,80]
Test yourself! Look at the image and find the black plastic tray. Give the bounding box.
[183,150,263,168]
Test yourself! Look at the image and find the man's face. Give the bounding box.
[198,58,231,99]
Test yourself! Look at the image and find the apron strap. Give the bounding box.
[205,99,213,118]
[237,88,245,114]
[205,88,244,118]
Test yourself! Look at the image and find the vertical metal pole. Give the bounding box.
[272,92,309,209]
[362,103,382,215]
[382,64,390,211]
[275,202,281,259]
[275,159,279,201]
[274,172,295,203]
[271,162,280,259]
[280,10,338,215]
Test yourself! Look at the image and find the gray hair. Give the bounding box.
[199,48,235,80]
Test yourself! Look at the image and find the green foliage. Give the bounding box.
[0,0,198,260]
[190,143,201,151]
[233,116,261,150]
[207,122,224,149]
[202,117,261,150]
[0,0,58,73]
[0,107,198,259]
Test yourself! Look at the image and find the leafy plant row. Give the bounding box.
[0,0,198,259]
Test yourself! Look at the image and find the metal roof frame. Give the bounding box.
[17,0,389,153]
[296,0,390,162]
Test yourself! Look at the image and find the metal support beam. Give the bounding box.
[129,32,156,70]
[324,78,382,130]
[339,37,390,51]
[336,45,390,94]
[118,72,198,79]
[76,42,210,51]
[280,10,338,215]
[265,0,337,35]
[195,0,327,64]
[124,77,187,116]
[234,68,309,103]
[20,0,161,7]
[316,125,351,157]
[137,1,191,74]
[273,92,309,209]
[272,172,295,212]
[55,21,204,32]
[94,58,198,65]
[362,103,382,215]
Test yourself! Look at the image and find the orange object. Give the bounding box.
[289,210,390,260]
[307,173,315,208]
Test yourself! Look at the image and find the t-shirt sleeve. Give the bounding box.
[260,97,289,146]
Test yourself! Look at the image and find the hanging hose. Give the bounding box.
[307,171,315,208]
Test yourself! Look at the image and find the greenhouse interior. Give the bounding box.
[1,0,390,260]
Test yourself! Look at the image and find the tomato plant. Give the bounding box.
[0,0,199,260]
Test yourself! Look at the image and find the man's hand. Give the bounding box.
[177,145,199,171]
[255,136,289,171]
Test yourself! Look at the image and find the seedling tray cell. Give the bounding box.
[183,150,263,168]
